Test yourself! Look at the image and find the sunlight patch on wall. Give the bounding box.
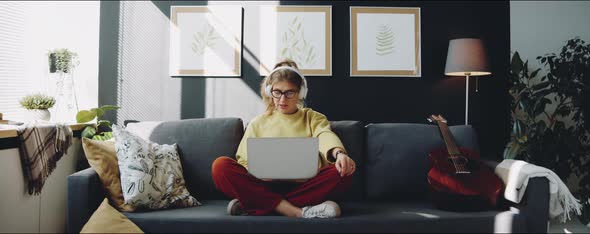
[117,1,181,123]
[205,78,265,125]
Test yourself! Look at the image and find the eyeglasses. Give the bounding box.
[271,89,298,99]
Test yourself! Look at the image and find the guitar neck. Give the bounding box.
[437,122,461,156]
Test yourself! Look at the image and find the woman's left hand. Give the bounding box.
[335,153,355,177]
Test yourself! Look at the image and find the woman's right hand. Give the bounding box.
[335,153,356,177]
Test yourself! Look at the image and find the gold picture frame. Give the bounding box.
[350,7,421,77]
[169,6,242,77]
[259,6,332,76]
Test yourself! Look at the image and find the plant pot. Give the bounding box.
[49,53,57,73]
[26,109,51,122]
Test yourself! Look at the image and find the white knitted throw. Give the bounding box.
[494,159,582,223]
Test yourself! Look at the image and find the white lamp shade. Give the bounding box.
[444,38,491,76]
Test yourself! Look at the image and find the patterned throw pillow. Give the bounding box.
[112,124,201,210]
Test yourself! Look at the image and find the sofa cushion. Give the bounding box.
[81,138,135,212]
[123,200,523,233]
[112,125,201,209]
[365,124,479,201]
[129,118,244,200]
[330,121,365,201]
[81,198,143,233]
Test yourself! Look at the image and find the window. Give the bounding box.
[0,1,99,122]
[0,1,27,121]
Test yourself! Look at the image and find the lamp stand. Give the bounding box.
[465,73,470,125]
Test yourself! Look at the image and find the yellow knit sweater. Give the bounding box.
[235,108,346,168]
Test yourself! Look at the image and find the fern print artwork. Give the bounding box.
[279,16,318,67]
[375,24,395,56]
[191,22,220,55]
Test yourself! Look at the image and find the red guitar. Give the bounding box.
[427,115,505,211]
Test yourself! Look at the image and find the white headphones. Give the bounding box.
[264,66,308,99]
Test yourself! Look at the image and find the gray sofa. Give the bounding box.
[67,118,549,233]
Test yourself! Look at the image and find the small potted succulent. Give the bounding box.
[19,93,56,121]
[48,48,78,74]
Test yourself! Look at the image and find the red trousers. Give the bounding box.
[211,156,353,215]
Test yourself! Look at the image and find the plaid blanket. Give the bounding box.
[17,123,73,195]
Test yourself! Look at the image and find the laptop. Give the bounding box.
[247,137,319,180]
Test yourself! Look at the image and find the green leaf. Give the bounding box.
[81,126,97,139]
[97,105,120,117]
[531,81,550,91]
[514,120,523,137]
[530,68,541,78]
[555,105,572,116]
[533,89,554,99]
[97,120,112,129]
[92,132,113,141]
[100,105,120,110]
[91,108,104,118]
[533,100,548,116]
[511,51,524,75]
[76,110,97,123]
[517,135,528,144]
[536,118,547,130]
[503,141,521,159]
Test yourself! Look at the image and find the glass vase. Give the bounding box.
[49,71,79,123]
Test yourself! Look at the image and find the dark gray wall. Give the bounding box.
[99,1,510,159]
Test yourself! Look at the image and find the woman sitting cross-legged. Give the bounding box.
[211,59,356,218]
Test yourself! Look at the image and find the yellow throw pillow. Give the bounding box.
[81,198,143,233]
[82,138,135,212]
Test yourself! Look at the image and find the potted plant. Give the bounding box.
[47,48,80,122]
[76,105,120,141]
[19,93,56,121]
[504,37,590,224]
[48,48,78,73]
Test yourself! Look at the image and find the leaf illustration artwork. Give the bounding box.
[375,24,395,56]
[191,22,220,55]
[279,16,318,67]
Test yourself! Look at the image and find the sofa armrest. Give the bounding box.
[67,167,104,233]
[480,158,550,232]
[521,177,550,233]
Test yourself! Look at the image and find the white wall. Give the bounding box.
[0,2,98,232]
[510,1,590,126]
[115,1,183,123]
[510,0,590,199]
[23,1,100,122]
[510,1,590,71]
[204,1,272,123]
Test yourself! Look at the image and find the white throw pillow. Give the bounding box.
[124,121,163,140]
[112,124,201,210]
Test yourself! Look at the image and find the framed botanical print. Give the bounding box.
[170,6,242,77]
[350,7,421,77]
[259,6,332,76]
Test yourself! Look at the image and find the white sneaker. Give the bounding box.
[227,199,247,216]
[301,201,341,218]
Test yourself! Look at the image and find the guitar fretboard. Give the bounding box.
[436,121,469,174]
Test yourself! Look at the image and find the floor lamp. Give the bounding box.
[444,38,491,125]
